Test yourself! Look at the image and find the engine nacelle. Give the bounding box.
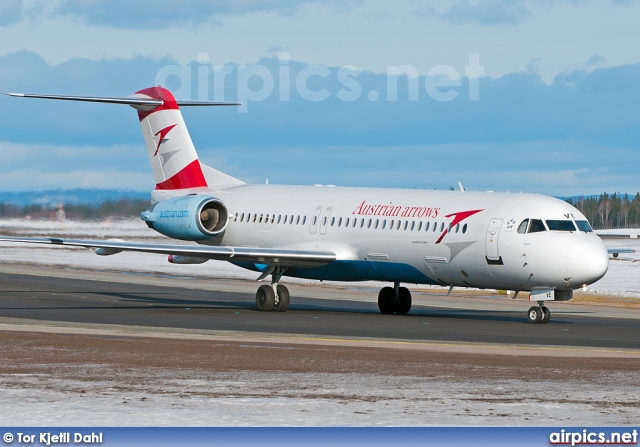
[141,196,229,241]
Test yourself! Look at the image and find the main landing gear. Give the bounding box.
[255,266,290,312]
[527,301,551,324]
[378,282,412,315]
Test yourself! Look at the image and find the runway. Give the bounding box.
[0,266,638,351]
[1,265,639,426]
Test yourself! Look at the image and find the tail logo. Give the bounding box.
[153,124,178,156]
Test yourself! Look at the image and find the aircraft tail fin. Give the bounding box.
[5,87,244,190]
[133,86,245,190]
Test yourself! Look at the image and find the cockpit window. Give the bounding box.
[545,220,577,232]
[517,219,529,234]
[575,220,593,233]
[528,219,546,233]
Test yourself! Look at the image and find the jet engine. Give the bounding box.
[141,196,229,241]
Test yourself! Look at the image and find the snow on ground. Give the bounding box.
[1,371,637,426]
[592,232,640,297]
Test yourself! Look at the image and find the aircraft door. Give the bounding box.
[309,206,322,234]
[319,207,333,235]
[486,218,503,261]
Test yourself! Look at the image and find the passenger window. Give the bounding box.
[296,215,300,224]
[462,223,467,233]
[277,214,281,224]
[456,223,460,233]
[396,220,401,230]
[440,222,445,232]
[367,219,372,229]
[302,216,306,225]
[375,219,379,229]
[517,219,529,234]
[411,221,415,231]
[433,222,437,232]
[312,216,317,226]
[345,218,350,227]
[528,219,546,233]
[360,219,365,228]
[338,217,342,227]
[353,219,357,228]
[382,220,386,229]
[390,220,394,229]
[425,222,430,231]
[417,222,422,231]
[322,217,327,226]
[331,217,335,226]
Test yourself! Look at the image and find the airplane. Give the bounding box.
[0,86,623,324]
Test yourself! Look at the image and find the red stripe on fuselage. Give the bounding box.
[155,160,208,190]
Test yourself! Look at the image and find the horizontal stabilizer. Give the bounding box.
[4,92,240,108]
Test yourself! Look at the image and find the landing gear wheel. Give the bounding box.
[274,284,290,312]
[378,287,397,314]
[256,284,275,312]
[527,306,542,324]
[396,287,412,315]
[540,306,551,324]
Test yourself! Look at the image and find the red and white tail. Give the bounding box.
[133,86,244,190]
[134,87,207,190]
[5,86,244,191]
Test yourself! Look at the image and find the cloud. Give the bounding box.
[0,0,23,26]
[1,51,639,195]
[3,51,640,149]
[0,141,152,191]
[422,0,531,26]
[584,54,606,67]
[37,0,338,29]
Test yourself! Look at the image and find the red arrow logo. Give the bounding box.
[154,124,177,156]
[436,209,484,244]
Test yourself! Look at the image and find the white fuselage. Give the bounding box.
[154,184,609,292]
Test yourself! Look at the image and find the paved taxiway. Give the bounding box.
[0,266,638,352]
[1,265,639,425]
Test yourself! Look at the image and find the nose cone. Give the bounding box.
[565,237,609,286]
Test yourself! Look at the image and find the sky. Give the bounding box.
[0,0,639,196]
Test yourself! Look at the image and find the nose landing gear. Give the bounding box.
[527,301,551,324]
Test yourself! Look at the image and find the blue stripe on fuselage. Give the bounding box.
[231,260,436,284]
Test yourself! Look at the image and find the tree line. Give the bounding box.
[0,199,149,220]
[568,193,640,229]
